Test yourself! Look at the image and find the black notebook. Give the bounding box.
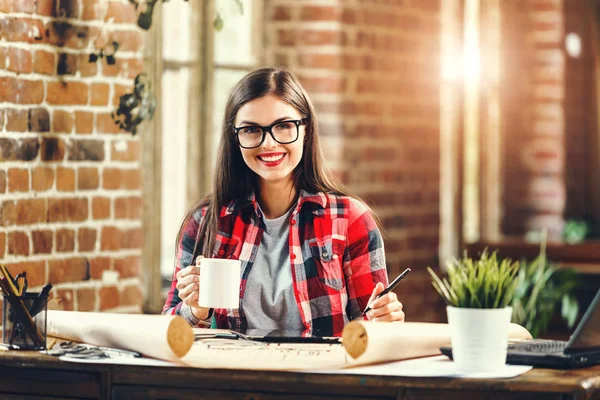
[441,288,600,369]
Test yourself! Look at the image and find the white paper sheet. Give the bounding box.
[311,355,533,379]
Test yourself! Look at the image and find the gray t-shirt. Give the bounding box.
[243,206,304,330]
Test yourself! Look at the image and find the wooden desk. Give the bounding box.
[0,351,599,400]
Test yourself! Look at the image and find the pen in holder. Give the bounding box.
[2,292,48,350]
[0,265,51,350]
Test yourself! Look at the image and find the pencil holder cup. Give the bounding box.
[2,293,48,350]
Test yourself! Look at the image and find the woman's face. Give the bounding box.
[234,94,305,186]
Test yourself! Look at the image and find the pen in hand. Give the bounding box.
[363,268,411,316]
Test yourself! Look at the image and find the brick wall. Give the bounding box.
[502,0,566,239]
[265,0,445,322]
[0,0,144,313]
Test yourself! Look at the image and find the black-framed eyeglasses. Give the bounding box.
[233,119,307,149]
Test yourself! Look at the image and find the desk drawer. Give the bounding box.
[112,385,392,400]
[0,366,102,399]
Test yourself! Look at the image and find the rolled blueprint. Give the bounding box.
[342,321,532,366]
[47,310,194,362]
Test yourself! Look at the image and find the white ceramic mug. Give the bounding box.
[198,258,241,309]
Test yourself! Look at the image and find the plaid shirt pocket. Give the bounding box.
[214,234,240,259]
[309,240,345,291]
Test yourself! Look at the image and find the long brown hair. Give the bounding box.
[176,67,376,263]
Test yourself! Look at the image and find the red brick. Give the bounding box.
[99,286,120,310]
[102,56,118,76]
[8,168,29,192]
[6,109,28,132]
[299,53,342,69]
[78,167,99,190]
[52,109,74,133]
[68,139,105,161]
[78,227,97,252]
[48,257,88,284]
[114,57,144,79]
[101,226,120,251]
[56,228,75,252]
[3,261,45,287]
[56,167,75,191]
[112,83,131,106]
[114,255,141,278]
[92,197,110,220]
[46,21,89,48]
[32,230,52,254]
[52,289,74,311]
[105,1,136,23]
[78,53,97,77]
[299,30,342,46]
[0,109,4,130]
[121,284,143,307]
[14,79,44,104]
[36,0,53,16]
[96,112,120,134]
[15,199,46,225]
[77,288,96,311]
[0,232,5,258]
[300,6,341,21]
[114,196,143,220]
[111,140,141,162]
[121,227,142,249]
[6,47,33,74]
[32,167,54,191]
[277,29,296,46]
[6,0,35,13]
[89,257,110,279]
[47,81,88,105]
[19,138,41,160]
[47,198,88,222]
[28,107,50,132]
[124,169,141,190]
[75,111,93,134]
[102,168,120,190]
[81,0,108,20]
[90,82,109,106]
[531,0,560,12]
[300,76,346,93]
[36,0,79,17]
[3,18,44,43]
[109,30,144,52]
[33,50,56,75]
[40,137,66,161]
[0,201,16,226]
[0,170,5,193]
[8,231,29,255]
[272,6,292,21]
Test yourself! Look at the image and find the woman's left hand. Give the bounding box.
[366,282,405,322]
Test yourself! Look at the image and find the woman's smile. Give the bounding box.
[257,152,286,166]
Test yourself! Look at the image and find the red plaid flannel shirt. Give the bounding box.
[162,190,388,337]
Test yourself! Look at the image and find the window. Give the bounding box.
[141,1,262,311]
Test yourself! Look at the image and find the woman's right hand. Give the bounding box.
[176,256,211,320]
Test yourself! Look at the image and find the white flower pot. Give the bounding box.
[446,306,513,373]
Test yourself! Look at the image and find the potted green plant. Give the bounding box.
[511,238,580,338]
[427,251,520,372]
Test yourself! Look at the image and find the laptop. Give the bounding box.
[440,288,600,369]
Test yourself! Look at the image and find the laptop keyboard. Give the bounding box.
[510,340,567,354]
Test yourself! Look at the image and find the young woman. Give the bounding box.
[162,67,404,336]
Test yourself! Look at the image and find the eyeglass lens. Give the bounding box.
[238,121,298,148]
